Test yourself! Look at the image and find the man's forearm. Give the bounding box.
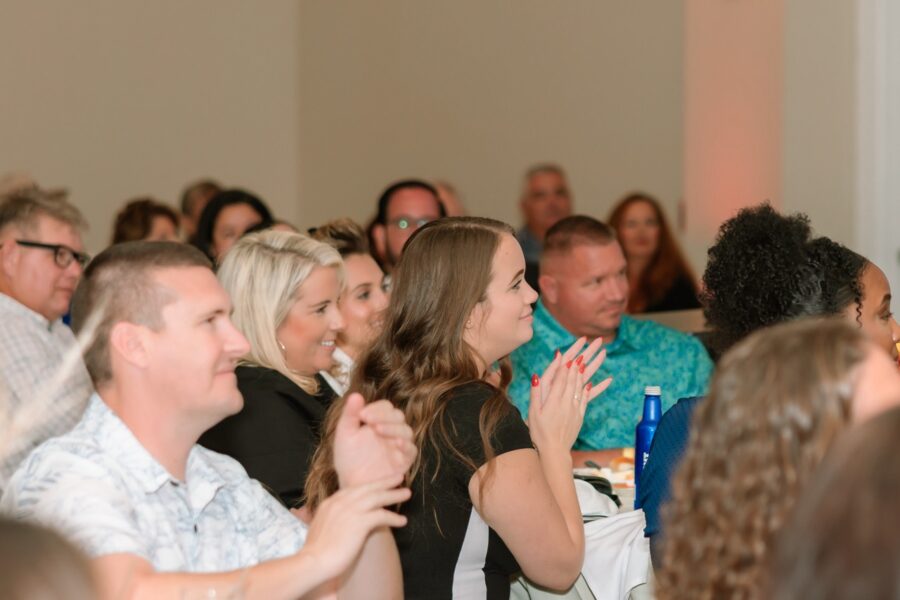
[97,551,335,600]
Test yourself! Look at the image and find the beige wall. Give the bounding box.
[0,1,301,253]
[298,0,684,237]
[1,2,861,272]
[783,0,857,248]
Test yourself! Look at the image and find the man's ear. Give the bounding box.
[371,224,387,263]
[108,321,151,372]
[538,273,558,305]
[0,233,21,277]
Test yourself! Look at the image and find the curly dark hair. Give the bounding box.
[701,204,868,356]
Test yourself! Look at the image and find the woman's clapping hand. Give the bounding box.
[526,337,612,454]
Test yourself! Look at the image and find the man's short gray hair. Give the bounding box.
[0,188,88,234]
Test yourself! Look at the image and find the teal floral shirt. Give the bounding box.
[510,301,713,450]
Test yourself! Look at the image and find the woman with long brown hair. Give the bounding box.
[608,192,698,313]
[306,217,611,599]
[657,318,900,600]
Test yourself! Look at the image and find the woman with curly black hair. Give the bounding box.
[639,203,900,564]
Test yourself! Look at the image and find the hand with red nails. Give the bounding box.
[527,337,612,453]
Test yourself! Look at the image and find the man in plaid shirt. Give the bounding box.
[0,188,93,491]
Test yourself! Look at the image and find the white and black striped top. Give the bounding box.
[394,382,534,599]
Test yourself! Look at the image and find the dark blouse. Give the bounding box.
[644,274,701,313]
[396,382,534,599]
[199,365,336,508]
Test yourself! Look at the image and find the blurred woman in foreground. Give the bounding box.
[657,319,900,600]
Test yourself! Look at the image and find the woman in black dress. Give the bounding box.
[307,217,612,599]
[200,229,344,507]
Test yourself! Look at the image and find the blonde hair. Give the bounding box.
[217,230,343,394]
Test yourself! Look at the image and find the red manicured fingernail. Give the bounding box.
[531,373,539,387]
[567,360,575,369]
[575,355,583,365]
[586,382,593,392]
[579,363,586,374]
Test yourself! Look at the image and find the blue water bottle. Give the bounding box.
[634,385,661,509]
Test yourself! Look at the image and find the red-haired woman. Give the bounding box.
[608,193,699,313]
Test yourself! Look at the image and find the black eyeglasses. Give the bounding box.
[15,240,90,269]
[387,217,434,231]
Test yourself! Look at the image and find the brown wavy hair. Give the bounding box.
[657,318,868,600]
[305,216,519,510]
[607,192,696,313]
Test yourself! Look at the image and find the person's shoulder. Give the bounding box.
[192,444,255,485]
[4,430,122,509]
[625,316,706,352]
[445,381,496,407]
[661,396,704,426]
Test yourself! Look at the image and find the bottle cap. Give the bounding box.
[644,385,661,396]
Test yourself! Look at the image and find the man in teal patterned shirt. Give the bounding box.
[510,216,713,450]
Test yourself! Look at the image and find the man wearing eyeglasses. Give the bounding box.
[369,179,445,275]
[0,188,94,492]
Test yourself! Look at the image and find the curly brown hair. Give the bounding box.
[304,216,518,510]
[657,318,869,600]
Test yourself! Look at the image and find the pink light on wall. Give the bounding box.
[683,0,784,268]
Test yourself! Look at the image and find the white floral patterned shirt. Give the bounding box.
[1,394,308,572]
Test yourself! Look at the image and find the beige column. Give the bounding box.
[683,0,785,269]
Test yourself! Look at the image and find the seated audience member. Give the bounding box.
[0,189,93,491]
[311,219,389,395]
[368,179,445,275]
[770,406,900,600]
[433,179,466,216]
[657,319,900,600]
[516,164,573,290]
[200,231,345,507]
[639,205,900,564]
[111,198,180,244]
[0,517,98,600]
[179,179,221,242]
[193,189,273,262]
[509,215,713,451]
[1,241,415,600]
[307,217,613,599]
[607,192,699,313]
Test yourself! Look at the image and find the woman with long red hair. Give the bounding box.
[608,193,699,313]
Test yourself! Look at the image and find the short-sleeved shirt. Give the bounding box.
[0,292,93,491]
[0,395,307,572]
[510,300,713,449]
[396,382,534,599]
